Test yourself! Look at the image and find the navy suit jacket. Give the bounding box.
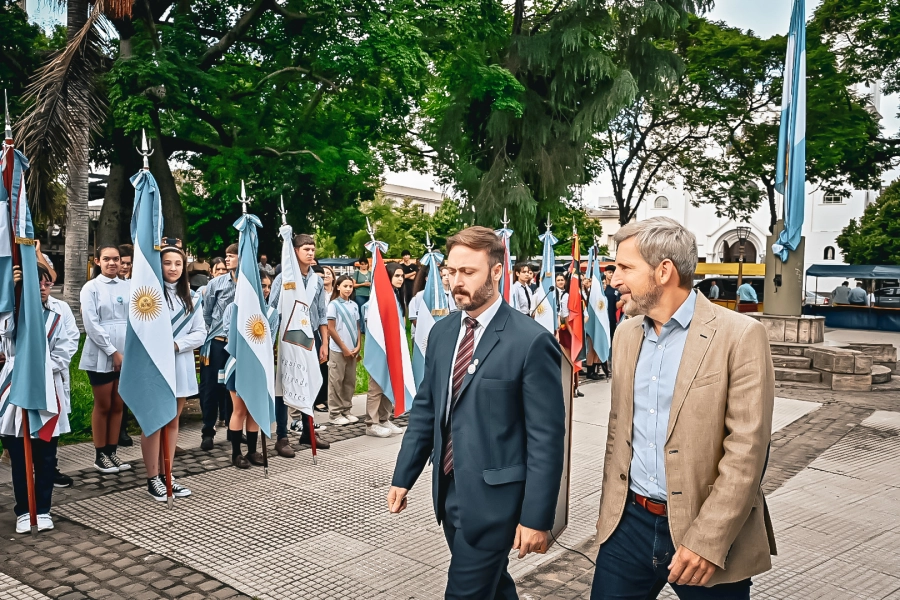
[391,299,566,551]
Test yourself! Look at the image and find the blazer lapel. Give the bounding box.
[453,302,509,406]
[665,295,717,442]
[437,313,463,423]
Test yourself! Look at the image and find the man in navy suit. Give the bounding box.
[388,226,566,599]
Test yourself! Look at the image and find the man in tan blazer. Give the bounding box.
[591,217,776,600]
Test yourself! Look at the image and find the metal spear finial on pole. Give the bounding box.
[238,180,252,214]
[425,231,433,253]
[3,89,11,141]
[279,194,289,226]
[136,129,154,170]
[366,217,376,243]
[501,208,509,228]
[545,213,552,232]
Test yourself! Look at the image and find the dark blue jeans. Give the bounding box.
[199,339,231,438]
[590,499,751,600]
[3,435,58,516]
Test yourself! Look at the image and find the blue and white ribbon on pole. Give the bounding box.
[227,213,276,430]
[772,0,806,262]
[412,244,448,390]
[585,246,611,362]
[533,219,558,334]
[120,168,177,436]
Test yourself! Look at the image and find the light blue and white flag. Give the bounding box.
[533,225,558,334]
[412,247,448,391]
[120,169,177,436]
[0,140,57,438]
[772,0,806,262]
[274,223,322,414]
[227,213,276,430]
[585,246,611,362]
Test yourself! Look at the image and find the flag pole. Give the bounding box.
[136,131,173,507]
[4,90,38,536]
[307,414,318,465]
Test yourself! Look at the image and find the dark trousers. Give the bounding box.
[590,500,751,600]
[314,332,328,409]
[199,339,232,438]
[2,435,58,516]
[441,477,518,600]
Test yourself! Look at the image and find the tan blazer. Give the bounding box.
[596,294,777,585]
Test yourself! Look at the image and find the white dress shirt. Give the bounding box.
[511,281,532,314]
[79,275,129,372]
[444,293,503,422]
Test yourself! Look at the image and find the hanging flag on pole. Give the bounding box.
[0,92,57,442]
[532,214,558,334]
[363,219,415,416]
[495,209,513,303]
[120,130,177,438]
[412,232,448,391]
[274,196,322,417]
[226,184,276,434]
[585,243,611,363]
[566,228,584,372]
[772,0,806,262]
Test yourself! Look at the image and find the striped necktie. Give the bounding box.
[442,316,479,475]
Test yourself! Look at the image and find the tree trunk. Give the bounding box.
[62,0,91,319]
[96,162,133,247]
[152,132,185,240]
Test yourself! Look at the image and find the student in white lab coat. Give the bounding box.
[140,246,207,502]
[79,246,132,474]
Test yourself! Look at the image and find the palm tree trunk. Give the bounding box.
[61,0,92,317]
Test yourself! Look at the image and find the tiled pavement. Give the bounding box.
[0,377,897,599]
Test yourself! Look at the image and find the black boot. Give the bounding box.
[118,411,133,447]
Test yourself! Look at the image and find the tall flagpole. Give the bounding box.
[4,91,38,535]
[136,130,174,508]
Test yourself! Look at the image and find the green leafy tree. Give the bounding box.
[418,0,713,255]
[836,179,900,265]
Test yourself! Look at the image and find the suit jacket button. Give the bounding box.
[619,474,627,481]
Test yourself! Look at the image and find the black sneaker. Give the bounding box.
[147,476,167,502]
[53,469,73,488]
[200,436,214,451]
[94,453,119,474]
[170,477,192,498]
[108,452,131,471]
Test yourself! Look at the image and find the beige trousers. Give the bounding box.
[327,350,357,418]
[365,376,393,426]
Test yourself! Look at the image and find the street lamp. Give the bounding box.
[735,226,751,310]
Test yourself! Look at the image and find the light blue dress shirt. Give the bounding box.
[737,283,758,302]
[630,290,697,501]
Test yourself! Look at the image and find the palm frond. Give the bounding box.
[16,1,112,217]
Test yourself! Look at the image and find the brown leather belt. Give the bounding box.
[631,491,667,517]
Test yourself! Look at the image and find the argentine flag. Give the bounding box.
[533,226,558,334]
[120,169,177,436]
[364,241,415,416]
[274,222,322,414]
[412,248,449,391]
[772,0,806,262]
[0,140,57,438]
[585,247,611,363]
[227,214,276,430]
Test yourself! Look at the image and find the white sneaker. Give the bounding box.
[330,415,351,426]
[37,514,53,531]
[366,424,391,438]
[344,414,359,424]
[15,514,30,534]
[382,421,404,435]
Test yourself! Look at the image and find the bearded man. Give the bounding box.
[591,217,776,600]
[388,226,566,599]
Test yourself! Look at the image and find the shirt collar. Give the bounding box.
[641,290,697,336]
[97,275,119,284]
[463,292,503,331]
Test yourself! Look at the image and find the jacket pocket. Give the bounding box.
[692,372,721,389]
[481,378,515,390]
[483,464,527,485]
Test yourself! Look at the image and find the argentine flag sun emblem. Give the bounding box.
[131,286,163,321]
[245,314,268,343]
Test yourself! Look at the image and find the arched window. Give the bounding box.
[824,246,836,260]
[654,196,669,209]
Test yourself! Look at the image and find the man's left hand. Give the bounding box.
[512,525,550,559]
[668,545,716,586]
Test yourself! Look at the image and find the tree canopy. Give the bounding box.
[836,179,900,265]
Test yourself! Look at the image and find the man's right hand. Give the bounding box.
[387,486,408,514]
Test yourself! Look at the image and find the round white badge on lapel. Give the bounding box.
[467,364,476,375]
